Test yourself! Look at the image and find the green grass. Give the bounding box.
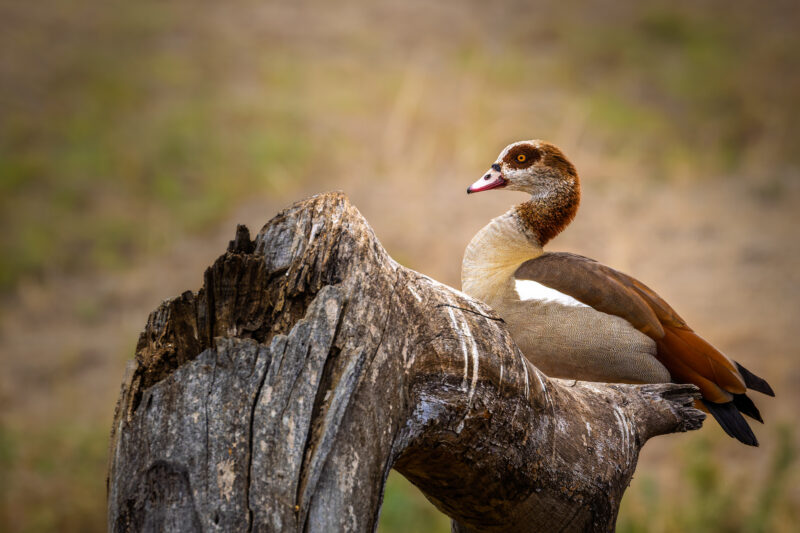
[539,2,800,176]
[378,472,451,533]
[618,426,798,533]
[2,0,798,292]
[0,421,109,533]
[0,1,310,291]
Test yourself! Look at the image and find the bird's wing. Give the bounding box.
[513,252,747,403]
[514,252,683,336]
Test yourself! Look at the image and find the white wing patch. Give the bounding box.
[514,279,590,308]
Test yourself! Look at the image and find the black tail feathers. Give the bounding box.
[702,362,772,446]
[736,362,775,397]
[702,399,759,447]
[732,393,763,423]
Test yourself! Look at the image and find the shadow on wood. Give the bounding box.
[107,192,704,532]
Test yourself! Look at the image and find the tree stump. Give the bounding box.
[107,192,704,532]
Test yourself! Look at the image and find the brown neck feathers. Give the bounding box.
[514,177,580,247]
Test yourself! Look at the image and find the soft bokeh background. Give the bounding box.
[1,0,798,531]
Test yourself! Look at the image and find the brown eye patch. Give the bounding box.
[505,145,541,168]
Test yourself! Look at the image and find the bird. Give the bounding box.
[462,139,774,446]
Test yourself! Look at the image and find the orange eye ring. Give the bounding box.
[517,154,527,162]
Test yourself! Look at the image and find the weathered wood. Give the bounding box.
[107,192,704,532]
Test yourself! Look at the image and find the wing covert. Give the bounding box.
[514,252,673,339]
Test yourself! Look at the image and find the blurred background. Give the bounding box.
[1,0,798,531]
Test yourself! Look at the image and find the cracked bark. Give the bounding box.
[107,192,705,532]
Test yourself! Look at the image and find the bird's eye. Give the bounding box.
[517,154,527,163]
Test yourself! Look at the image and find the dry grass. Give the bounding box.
[0,0,798,531]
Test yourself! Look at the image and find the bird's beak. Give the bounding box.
[467,164,507,194]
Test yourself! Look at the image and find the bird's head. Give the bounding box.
[467,140,578,196]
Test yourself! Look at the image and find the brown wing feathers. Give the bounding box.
[665,327,746,394]
[515,252,773,446]
[515,253,666,337]
[658,330,731,402]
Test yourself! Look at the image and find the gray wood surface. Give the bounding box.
[107,192,704,532]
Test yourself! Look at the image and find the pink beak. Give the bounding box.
[467,166,507,194]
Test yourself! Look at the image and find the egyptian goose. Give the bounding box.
[462,140,774,446]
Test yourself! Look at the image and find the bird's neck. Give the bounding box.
[515,178,580,247]
[461,181,580,305]
[461,210,542,306]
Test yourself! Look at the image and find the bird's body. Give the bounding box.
[463,140,773,446]
[463,214,670,385]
